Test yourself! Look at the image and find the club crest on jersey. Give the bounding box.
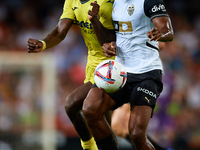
[127,4,134,16]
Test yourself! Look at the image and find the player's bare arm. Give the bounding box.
[27,19,73,53]
[88,1,99,21]
[88,2,115,46]
[102,42,117,58]
[147,16,174,42]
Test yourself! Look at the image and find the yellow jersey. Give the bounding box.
[60,0,115,69]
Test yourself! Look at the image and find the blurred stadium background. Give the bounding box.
[0,0,200,150]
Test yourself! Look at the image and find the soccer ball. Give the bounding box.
[94,60,127,93]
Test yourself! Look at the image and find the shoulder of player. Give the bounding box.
[144,0,166,8]
[144,0,167,18]
[99,0,114,6]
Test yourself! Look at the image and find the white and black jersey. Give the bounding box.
[112,0,169,74]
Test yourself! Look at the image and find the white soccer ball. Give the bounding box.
[94,60,127,93]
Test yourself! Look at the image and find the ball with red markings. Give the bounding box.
[94,60,127,93]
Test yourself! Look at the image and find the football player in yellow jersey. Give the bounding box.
[27,0,115,150]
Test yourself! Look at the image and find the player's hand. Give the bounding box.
[88,1,99,21]
[102,41,117,58]
[147,27,163,41]
[27,38,43,53]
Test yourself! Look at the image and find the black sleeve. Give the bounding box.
[144,0,169,20]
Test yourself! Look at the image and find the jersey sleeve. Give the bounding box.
[98,0,115,30]
[144,0,169,20]
[59,0,75,21]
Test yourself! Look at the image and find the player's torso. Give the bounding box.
[72,0,115,67]
[112,0,162,73]
[71,0,95,33]
[112,0,156,46]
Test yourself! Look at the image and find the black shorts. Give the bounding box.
[93,69,163,113]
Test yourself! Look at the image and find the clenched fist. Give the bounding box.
[27,38,44,53]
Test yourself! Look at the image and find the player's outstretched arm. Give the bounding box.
[88,2,115,46]
[27,19,73,53]
[147,17,174,42]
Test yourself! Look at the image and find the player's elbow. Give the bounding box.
[166,34,174,42]
[167,30,174,41]
[58,32,67,41]
[57,27,67,40]
[50,26,67,42]
[160,31,174,42]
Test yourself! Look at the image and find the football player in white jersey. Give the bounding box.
[83,0,174,150]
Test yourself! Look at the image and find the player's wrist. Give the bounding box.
[89,16,98,23]
[39,40,46,51]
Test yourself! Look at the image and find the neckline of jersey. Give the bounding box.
[80,0,90,4]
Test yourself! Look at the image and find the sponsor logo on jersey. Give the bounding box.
[107,0,114,4]
[114,21,133,35]
[72,7,78,11]
[76,20,93,29]
[119,21,133,32]
[137,87,157,98]
[127,4,134,16]
[151,4,166,12]
[122,23,128,30]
